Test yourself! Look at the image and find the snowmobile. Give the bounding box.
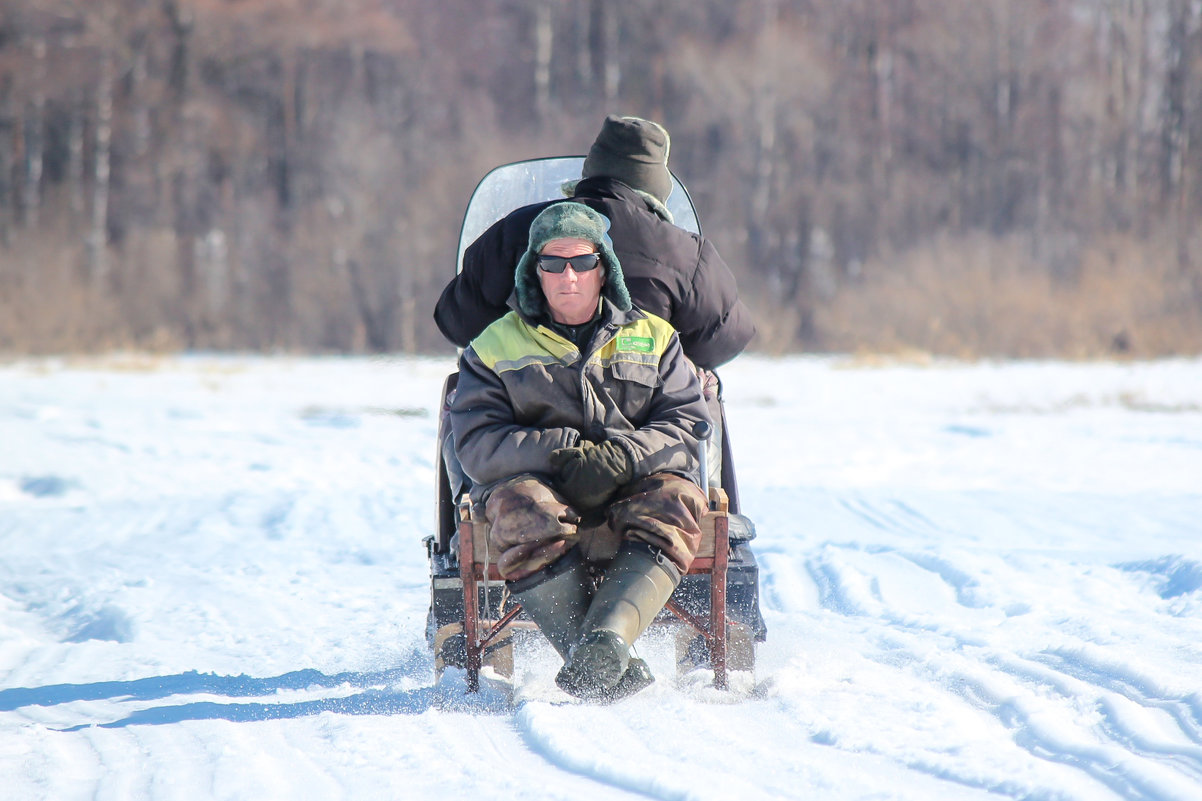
[424,157,766,694]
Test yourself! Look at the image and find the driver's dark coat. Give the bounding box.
[434,177,755,370]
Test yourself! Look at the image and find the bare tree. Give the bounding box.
[0,0,1199,356]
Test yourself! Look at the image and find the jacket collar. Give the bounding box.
[573,177,674,223]
[573,176,641,203]
[511,297,646,356]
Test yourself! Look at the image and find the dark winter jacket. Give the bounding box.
[450,298,709,497]
[434,177,755,370]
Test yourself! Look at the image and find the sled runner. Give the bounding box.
[425,158,766,694]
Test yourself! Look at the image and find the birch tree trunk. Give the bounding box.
[89,54,113,283]
[131,34,151,157]
[750,0,778,261]
[67,93,86,218]
[1102,0,1149,226]
[602,5,619,106]
[1162,0,1189,203]
[533,0,552,120]
[1162,0,1194,268]
[574,0,592,97]
[0,89,13,244]
[22,37,46,229]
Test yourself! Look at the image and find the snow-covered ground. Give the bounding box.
[2,353,1201,800]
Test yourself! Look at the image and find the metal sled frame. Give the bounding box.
[456,487,734,693]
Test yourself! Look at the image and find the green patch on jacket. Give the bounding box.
[594,314,674,367]
[617,335,655,353]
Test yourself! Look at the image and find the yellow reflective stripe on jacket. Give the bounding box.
[471,310,676,372]
[472,313,577,372]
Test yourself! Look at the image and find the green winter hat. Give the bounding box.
[582,115,673,204]
[514,202,632,319]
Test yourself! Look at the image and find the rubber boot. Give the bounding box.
[507,548,591,661]
[556,543,681,700]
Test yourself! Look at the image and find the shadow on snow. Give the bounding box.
[1,659,509,730]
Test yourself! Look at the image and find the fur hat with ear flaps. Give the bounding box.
[514,202,632,320]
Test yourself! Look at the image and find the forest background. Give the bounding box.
[0,0,1200,359]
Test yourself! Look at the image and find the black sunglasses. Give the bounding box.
[536,253,602,273]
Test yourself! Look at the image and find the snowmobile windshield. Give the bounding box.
[456,156,700,274]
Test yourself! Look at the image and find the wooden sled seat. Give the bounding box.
[453,486,748,693]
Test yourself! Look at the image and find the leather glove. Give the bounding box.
[549,440,633,511]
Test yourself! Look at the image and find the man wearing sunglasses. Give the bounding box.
[435,115,755,372]
[450,202,710,702]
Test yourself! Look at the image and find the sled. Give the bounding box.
[425,157,766,694]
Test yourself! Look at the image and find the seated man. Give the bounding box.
[450,202,710,701]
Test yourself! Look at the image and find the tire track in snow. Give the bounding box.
[804,543,985,633]
[866,630,1202,800]
[949,661,1202,801]
[1038,646,1202,736]
[987,652,1202,783]
[892,550,986,609]
[755,549,820,614]
[810,494,977,620]
[819,605,1202,799]
[515,702,701,801]
[806,544,991,626]
[805,547,877,618]
[454,712,651,801]
[837,495,945,539]
[798,501,1202,799]
[1033,649,1202,768]
[513,700,770,801]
